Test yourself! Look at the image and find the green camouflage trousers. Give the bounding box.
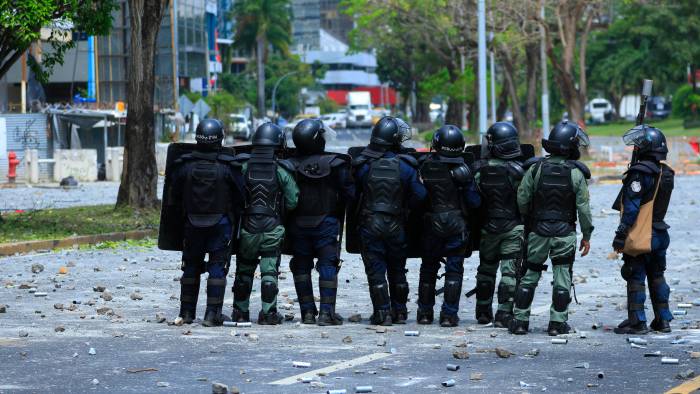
[477,225,524,313]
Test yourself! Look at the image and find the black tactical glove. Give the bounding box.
[451,164,473,187]
[612,223,629,251]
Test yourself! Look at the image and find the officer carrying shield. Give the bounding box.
[169,119,244,327]
[416,125,480,327]
[231,123,299,325]
[510,121,594,336]
[353,116,427,326]
[472,122,525,328]
[612,125,674,334]
[287,119,355,326]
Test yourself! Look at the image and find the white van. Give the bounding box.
[587,98,614,123]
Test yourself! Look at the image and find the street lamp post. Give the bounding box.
[477,0,488,135]
[271,71,300,117]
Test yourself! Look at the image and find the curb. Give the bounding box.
[0,229,157,257]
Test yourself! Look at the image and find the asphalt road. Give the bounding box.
[2,177,700,393]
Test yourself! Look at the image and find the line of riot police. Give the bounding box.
[159,115,675,336]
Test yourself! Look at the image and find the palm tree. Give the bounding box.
[232,0,292,117]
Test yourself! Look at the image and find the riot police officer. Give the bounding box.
[473,122,525,327]
[416,125,480,327]
[169,119,244,327]
[510,121,594,336]
[353,116,427,326]
[231,123,299,325]
[612,125,674,334]
[287,119,355,326]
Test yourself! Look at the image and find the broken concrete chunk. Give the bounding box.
[31,264,44,274]
[96,307,113,315]
[101,292,113,301]
[342,336,353,344]
[495,348,513,358]
[88,347,96,355]
[212,382,228,394]
[453,351,469,360]
[130,292,143,301]
[155,312,166,323]
[469,372,483,381]
[93,285,106,293]
[54,325,65,332]
[676,370,696,380]
[0,304,6,313]
[348,314,362,323]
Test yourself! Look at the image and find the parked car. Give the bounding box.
[228,114,251,140]
[321,113,347,129]
[587,98,614,123]
[647,96,671,119]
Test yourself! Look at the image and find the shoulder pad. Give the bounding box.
[629,160,660,175]
[523,157,543,169]
[471,159,488,173]
[277,159,296,173]
[397,153,418,168]
[566,160,591,179]
[233,153,250,162]
[505,161,525,179]
[661,162,675,175]
[352,155,370,168]
[216,152,237,162]
[328,154,347,168]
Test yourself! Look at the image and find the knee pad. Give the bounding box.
[497,282,515,305]
[475,280,495,302]
[527,261,548,272]
[233,275,253,301]
[261,280,278,303]
[369,283,390,307]
[552,286,570,312]
[443,279,462,304]
[289,256,313,273]
[551,254,574,266]
[620,263,635,280]
[515,286,535,310]
[390,282,409,303]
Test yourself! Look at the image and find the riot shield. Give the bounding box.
[280,152,351,257]
[345,146,418,256]
[157,143,237,251]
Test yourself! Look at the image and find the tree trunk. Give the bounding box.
[413,99,430,124]
[496,84,508,121]
[116,0,168,209]
[446,99,463,127]
[524,42,539,138]
[256,36,266,117]
[499,46,527,137]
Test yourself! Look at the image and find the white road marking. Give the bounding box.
[269,352,392,385]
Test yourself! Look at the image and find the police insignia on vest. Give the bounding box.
[630,181,642,193]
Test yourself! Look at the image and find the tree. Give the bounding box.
[0,0,115,82]
[232,0,292,117]
[116,0,169,209]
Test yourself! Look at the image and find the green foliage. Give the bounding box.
[319,96,340,114]
[220,72,257,105]
[419,67,475,104]
[0,0,116,82]
[205,90,248,119]
[0,205,159,243]
[264,54,316,116]
[232,0,292,56]
[672,85,700,120]
[585,117,694,137]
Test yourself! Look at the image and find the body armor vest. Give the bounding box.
[293,154,342,228]
[243,149,282,233]
[420,157,466,238]
[531,161,577,237]
[361,156,403,236]
[182,152,234,227]
[479,163,520,233]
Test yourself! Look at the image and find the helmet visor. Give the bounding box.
[319,119,337,143]
[623,125,646,147]
[576,128,590,147]
[395,118,412,143]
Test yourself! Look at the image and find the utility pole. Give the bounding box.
[489,33,496,124]
[540,2,550,138]
[20,51,26,113]
[477,0,488,134]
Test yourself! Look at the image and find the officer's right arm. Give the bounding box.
[402,164,427,209]
[277,167,300,211]
[517,166,535,215]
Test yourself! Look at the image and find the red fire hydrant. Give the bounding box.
[7,151,19,183]
[690,137,700,156]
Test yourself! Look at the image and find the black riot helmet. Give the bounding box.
[542,120,590,159]
[485,122,521,159]
[370,116,412,148]
[431,124,465,158]
[195,118,225,147]
[252,122,285,149]
[623,124,668,161]
[292,118,327,154]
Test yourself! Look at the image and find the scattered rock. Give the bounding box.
[53,303,64,310]
[88,347,96,355]
[155,313,167,323]
[101,292,113,302]
[453,351,469,360]
[348,314,362,323]
[454,342,467,348]
[375,327,387,334]
[677,370,696,380]
[212,382,228,393]
[31,264,44,274]
[92,379,100,385]
[130,292,143,301]
[93,285,106,292]
[58,266,68,275]
[182,330,192,336]
[54,325,65,332]
[229,386,241,394]
[96,307,113,315]
[18,330,28,338]
[342,336,353,344]
[247,333,259,342]
[470,372,483,381]
[284,313,294,321]
[0,304,7,313]
[321,331,329,339]
[525,348,540,357]
[495,348,513,358]
[173,317,184,326]
[156,381,170,387]
[690,352,700,359]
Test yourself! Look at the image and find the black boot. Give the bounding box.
[369,283,392,326]
[317,309,344,326]
[650,318,671,333]
[179,276,200,324]
[416,309,434,325]
[389,282,409,324]
[318,278,342,326]
[301,310,317,324]
[258,309,283,325]
[508,319,529,335]
[475,304,493,324]
[614,318,649,334]
[294,273,317,322]
[202,307,225,327]
[439,312,459,327]
[547,321,571,336]
[391,310,408,324]
[202,277,226,327]
[231,307,249,323]
[494,310,513,328]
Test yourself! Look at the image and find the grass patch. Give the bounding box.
[0,205,159,244]
[585,117,700,137]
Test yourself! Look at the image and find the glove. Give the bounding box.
[612,223,629,251]
[451,164,473,186]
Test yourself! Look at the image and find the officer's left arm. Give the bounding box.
[277,167,300,211]
[453,164,480,208]
[400,162,427,209]
[517,166,535,216]
[334,164,356,202]
[572,169,594,255]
